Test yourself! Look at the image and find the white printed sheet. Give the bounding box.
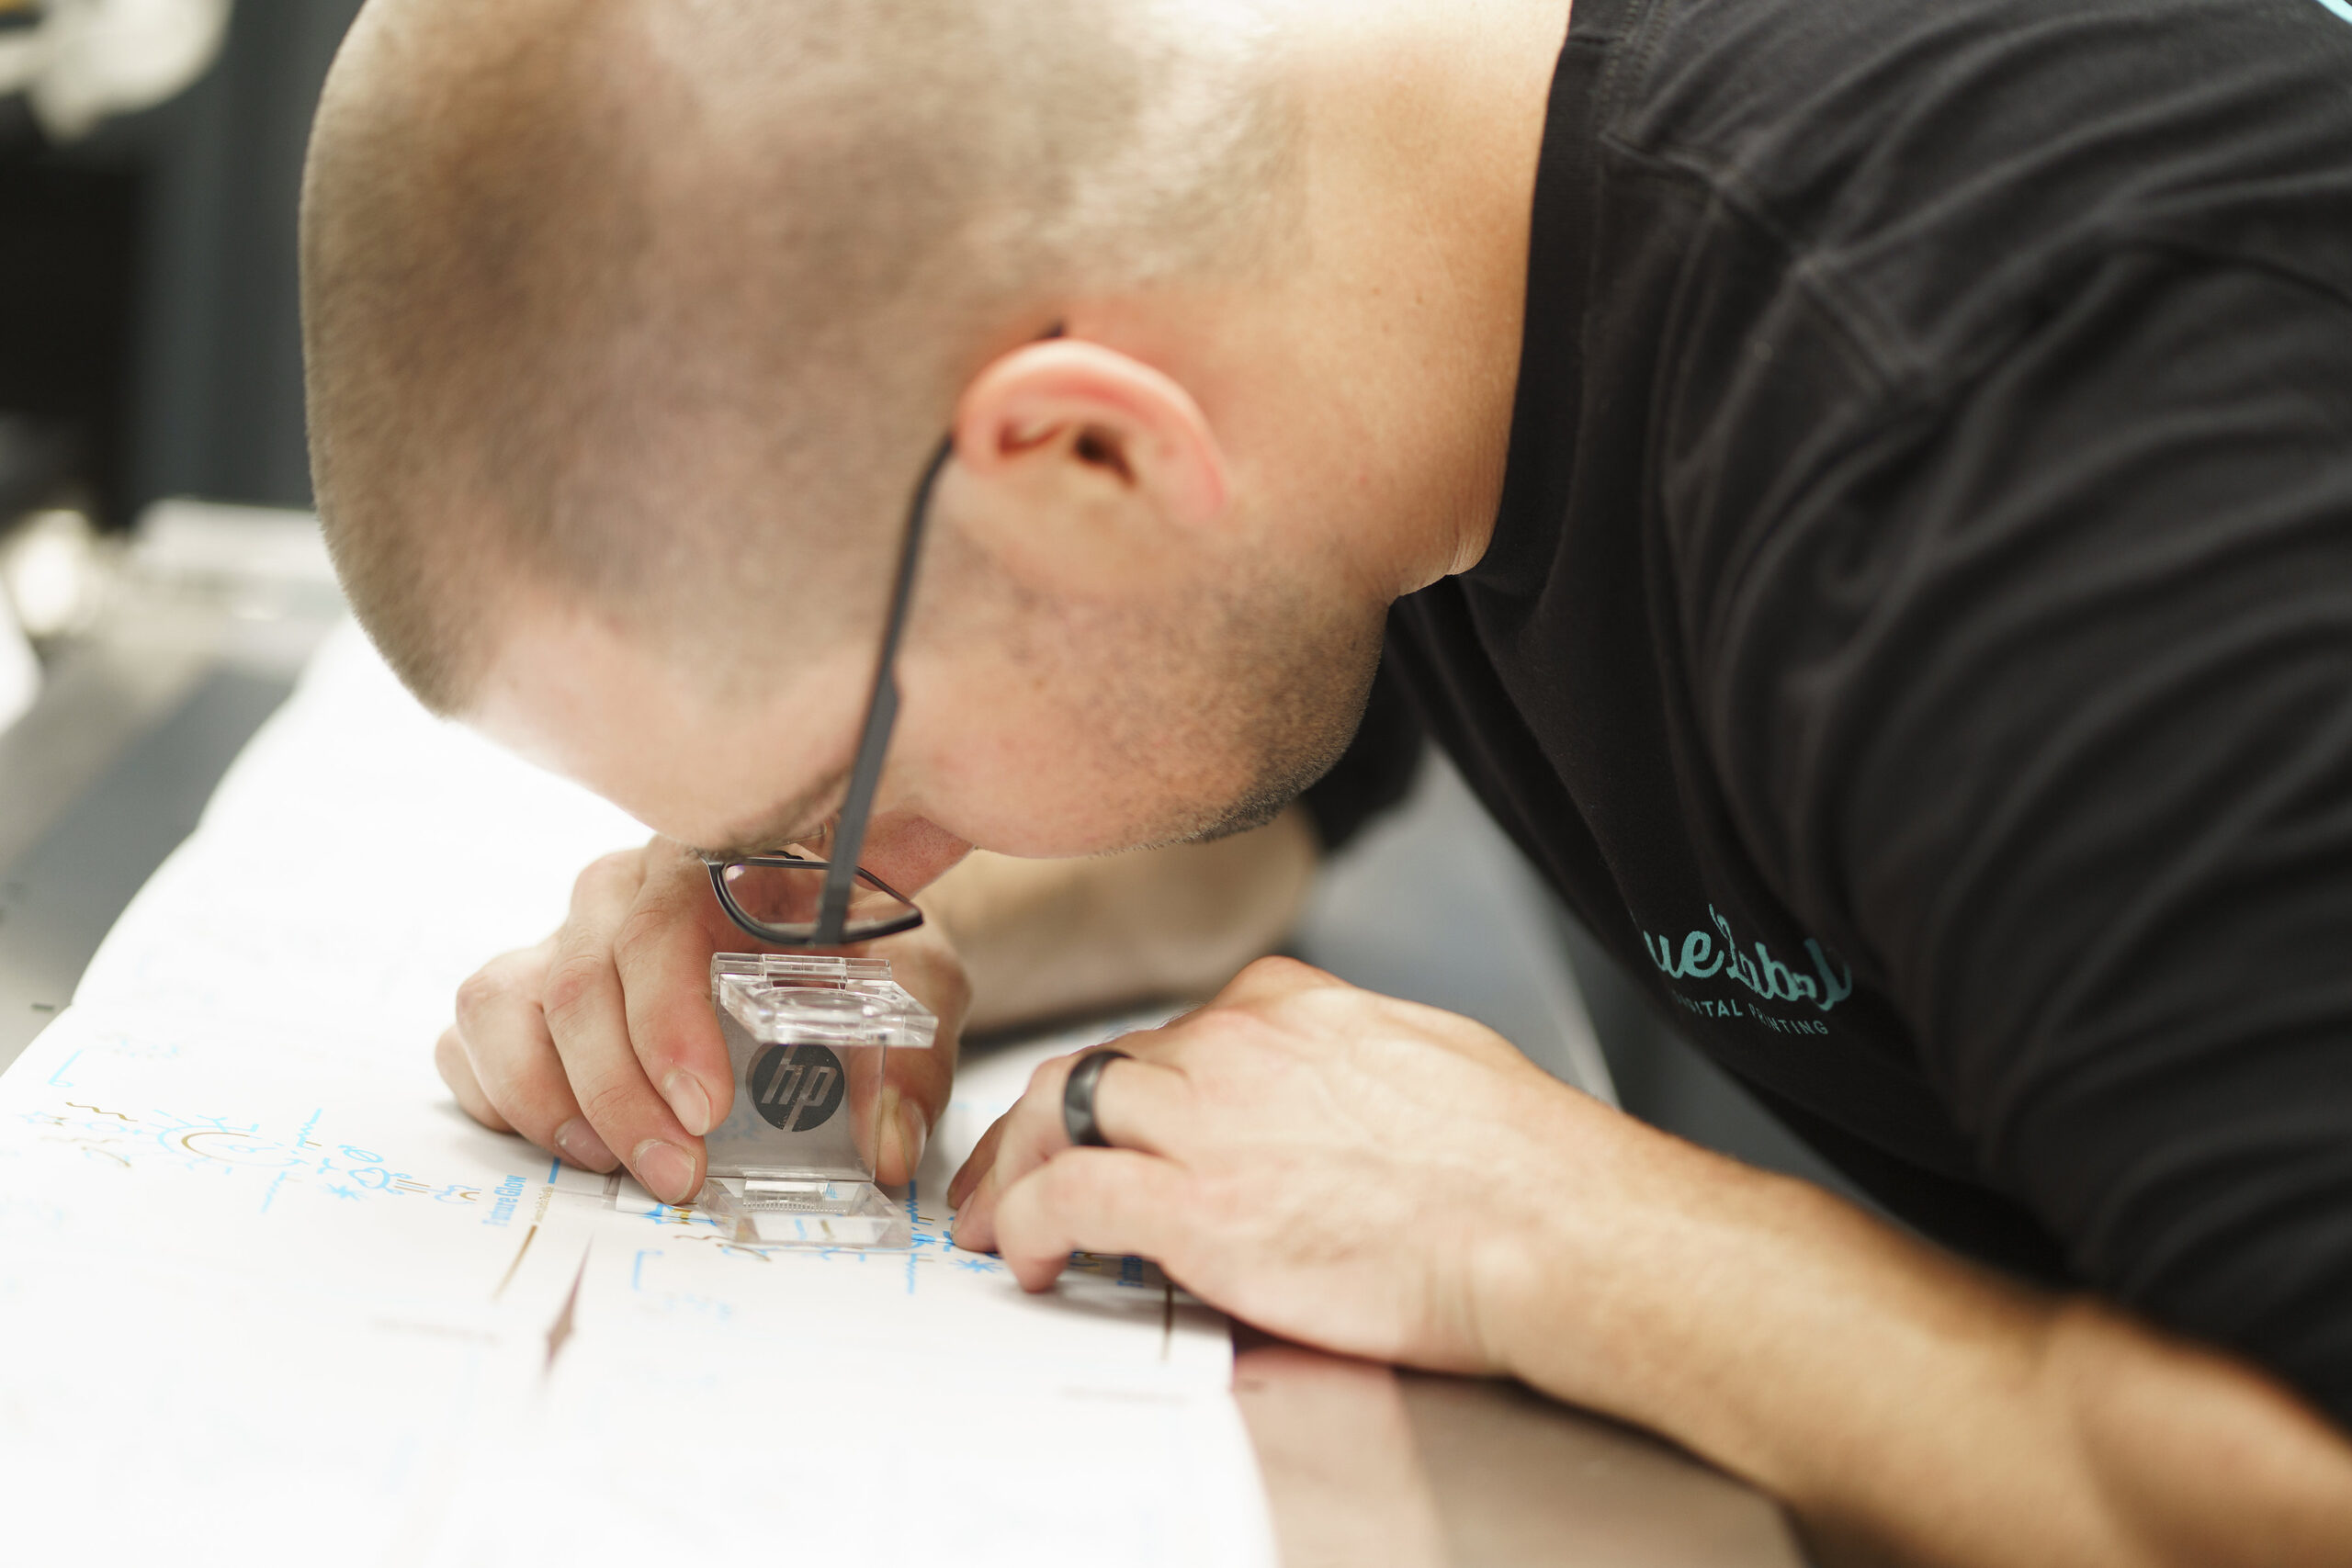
[0,623,1273,1568]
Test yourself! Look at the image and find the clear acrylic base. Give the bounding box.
[696,1176,910,1248]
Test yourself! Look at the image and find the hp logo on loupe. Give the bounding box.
[747,1043,846,1132]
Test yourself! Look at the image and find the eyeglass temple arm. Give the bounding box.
[815,435,956,945]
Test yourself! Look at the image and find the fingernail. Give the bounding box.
[946,1156,979,1212]
[951,1168,989,1244]
[634,1139,698,1205]
[554,1117,616,1172]
[661,1071,713,1137]
[897,1100,929,1177]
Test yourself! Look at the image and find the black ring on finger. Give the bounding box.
[1063,1048,1132,1149]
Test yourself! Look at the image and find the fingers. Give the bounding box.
[947,1113,1010,1212]
[950,1043,1190,1256]
[544,850,703,1203]
[990,1148,1193,1292]
[947,1055,1089,1255]
[604,848,970,1187]
[874,1061,942,1186]
[447,940,617,1171]
[442,837,983,1206]
[435,1026,510,1134]
[611,848,736,1141]
[864,920,969,1183]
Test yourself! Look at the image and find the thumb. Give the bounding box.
[865,920,968,1183]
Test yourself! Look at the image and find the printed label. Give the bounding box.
[1640,905,1854,1015]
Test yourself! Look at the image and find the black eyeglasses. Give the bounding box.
[702,435,954,949]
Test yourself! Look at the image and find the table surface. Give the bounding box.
[0,574,1807,1568]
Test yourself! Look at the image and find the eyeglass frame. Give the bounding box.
[701,434,955,949]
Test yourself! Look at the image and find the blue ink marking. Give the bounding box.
[906,1179,921,1295]
[45,1050,80,1089]
[546,1154,561,1185]
[258,1170,290,1213]
[631,1248,661,1292]
[328,1184,359,1201]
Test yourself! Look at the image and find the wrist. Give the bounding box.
[1472,1113,2062,1513]
[1465,1102,1823,1430]
[1459,1090,1667,1398]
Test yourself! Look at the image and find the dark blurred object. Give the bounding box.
[0,153,138,525]
[1,0,357,527]
[0,93,39,155]
[0,412,79,521]
[67,0,361,517]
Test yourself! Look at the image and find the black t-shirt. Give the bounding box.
[1365,0,2352,1426]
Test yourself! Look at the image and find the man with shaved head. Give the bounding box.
[301,0,2352,1561]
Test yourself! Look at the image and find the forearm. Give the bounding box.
[1487,1119,2352,1567]
[922,804,1319,1033]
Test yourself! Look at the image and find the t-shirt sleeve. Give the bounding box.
[1698,254,2352,1426]
[1297,651,1425,852]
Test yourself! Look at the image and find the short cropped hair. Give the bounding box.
[302,0,1298,712]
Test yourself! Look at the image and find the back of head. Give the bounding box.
[302,0,1296,712]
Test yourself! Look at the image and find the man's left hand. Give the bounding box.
[945,955,1609,1375]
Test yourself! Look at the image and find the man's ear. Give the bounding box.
[950,340,1230,560]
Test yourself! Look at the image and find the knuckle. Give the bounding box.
[452,965,514,1028]
[1237,953,1322,992]
[1187,1001,1273,1056]
[571,850,639,906]
[1245,954,1351,1010]
[539,952,611,1029]
[577,1077,639,1129]
[610,897,680,969]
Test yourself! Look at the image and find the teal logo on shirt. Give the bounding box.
[1641,906,1854,1013]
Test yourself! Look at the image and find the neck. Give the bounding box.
[1069,0,1572,602]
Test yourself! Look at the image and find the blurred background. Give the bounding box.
[0,0,1853,1199]
[4,0,356,525]
[0,0,358,726]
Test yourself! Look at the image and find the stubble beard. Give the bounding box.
[1127,577,1388,849]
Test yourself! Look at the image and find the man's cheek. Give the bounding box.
[862,816,973,895]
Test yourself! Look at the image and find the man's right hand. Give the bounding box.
[434,837,967,1203]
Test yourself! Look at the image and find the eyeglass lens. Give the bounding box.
[713,859,922,945]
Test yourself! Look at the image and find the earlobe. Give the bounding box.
[955,340,1229,527]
